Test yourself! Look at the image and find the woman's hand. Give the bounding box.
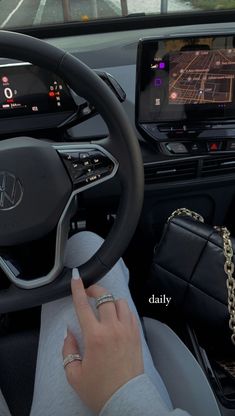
[62,271,144,414]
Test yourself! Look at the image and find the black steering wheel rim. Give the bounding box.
[0,30,144,312]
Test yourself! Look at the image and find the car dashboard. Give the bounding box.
[2,23,235,217]
[2,23,235,198]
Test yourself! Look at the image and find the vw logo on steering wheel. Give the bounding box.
[0,171,23,211]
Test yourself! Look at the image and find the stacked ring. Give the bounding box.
[95,294,115,309]
[63,353,82,369]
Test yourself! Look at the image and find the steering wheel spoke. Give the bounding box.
[55,142,119,192]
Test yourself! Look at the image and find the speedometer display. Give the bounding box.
[0,63,76,117]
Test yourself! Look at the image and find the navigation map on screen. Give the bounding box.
[169,49,235,105]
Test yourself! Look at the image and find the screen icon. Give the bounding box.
[159,62,165,69]
[155,98,161,106]
[151,63,159,69]
[154,77,162,87]
[170,92,178,100]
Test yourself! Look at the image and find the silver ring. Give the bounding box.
[96,294,115,309]
[63,353,82,369]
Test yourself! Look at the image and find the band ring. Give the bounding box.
[96,294,115,309]
[63,353,82,369]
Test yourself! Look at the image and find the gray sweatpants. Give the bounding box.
[0,231,172,415]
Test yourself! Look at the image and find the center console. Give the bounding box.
[136,34,235,155]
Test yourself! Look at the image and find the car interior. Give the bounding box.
[0,1,235,416]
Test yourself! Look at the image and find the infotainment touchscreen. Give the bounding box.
[169,49,235,105]
[0,63,76,118]
[136,35,235,123]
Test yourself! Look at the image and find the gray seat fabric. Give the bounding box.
[143,317,221,416]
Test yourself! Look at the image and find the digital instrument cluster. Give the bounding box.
[0,63,76,118]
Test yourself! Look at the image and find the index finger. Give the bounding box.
[71,268,98,333]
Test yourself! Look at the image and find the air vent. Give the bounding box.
[144,160,198,184]
[201,156,235,178]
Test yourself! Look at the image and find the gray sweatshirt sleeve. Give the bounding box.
[99,374,190,416]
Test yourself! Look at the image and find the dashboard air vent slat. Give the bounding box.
[201,156,235,178]
[144,160,198,184]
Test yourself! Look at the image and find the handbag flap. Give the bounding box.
[153,216,230,305]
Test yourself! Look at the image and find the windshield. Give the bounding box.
[0,1,235,28]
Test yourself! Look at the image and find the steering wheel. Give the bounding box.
[0,31,144,313]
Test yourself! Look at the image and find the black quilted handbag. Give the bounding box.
[152,208,235,348]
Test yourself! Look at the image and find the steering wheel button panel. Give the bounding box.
[57,145,117,191]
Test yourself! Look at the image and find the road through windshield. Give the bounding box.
[0,1,234,28]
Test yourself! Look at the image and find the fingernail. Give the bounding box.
[64,328,68,340]
[72,268,80,280]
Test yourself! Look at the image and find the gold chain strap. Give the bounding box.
[167,208,205,224]
[168,208,235,346]
[215,226,235,346]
